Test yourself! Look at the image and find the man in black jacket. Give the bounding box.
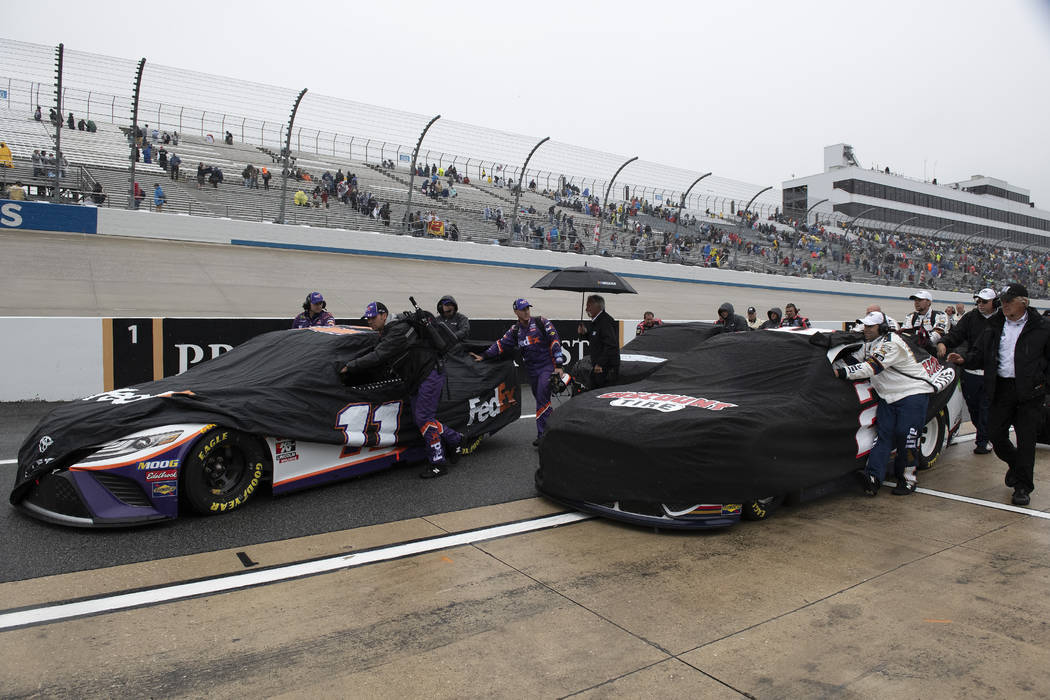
[340,301,462,479]
[435,295,470,341]
[936,288,1000,454]
[946,284,1050,505]
[578,294,620,389]
[715,302,750,332]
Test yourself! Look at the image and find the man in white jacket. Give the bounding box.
[834,311,945,496]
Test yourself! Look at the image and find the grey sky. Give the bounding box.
[6,0,1050,206]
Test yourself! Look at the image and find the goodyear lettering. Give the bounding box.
[208,465,263,512]
[137,459,180,470]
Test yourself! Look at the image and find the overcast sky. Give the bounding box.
[7,0,1050,205]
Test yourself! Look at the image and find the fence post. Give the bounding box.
[178,106,183,133]
[241,117,245,143]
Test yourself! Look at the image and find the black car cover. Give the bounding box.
[13,326,519,501]
[537,329,954,504]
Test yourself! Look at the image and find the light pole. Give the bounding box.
[512,136,549,243]
[734,185,771,267]
[598,156,638,250]
[890,216,919,237]
[51,43,64,204]
[671,172,712,241]
[792,197,829,252]
[127,57,145,209]
[837,206,877,273]
[402,114,440,231]
[277,88,307,225]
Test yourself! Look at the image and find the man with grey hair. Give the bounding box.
[578,294,620,390]
[946,284,1050,505]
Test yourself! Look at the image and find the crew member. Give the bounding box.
[834,311,937,496]
[946,284,1050,505]
[902,290,949,351]
[936,288,999,454]
[435,295,470,341]
[578,294,620,390]
[780,303,810,329]
[636,310,663,336]
[471,298,565,446]
[759,307,782,330]
[745,306,762,330]
[341,301,462,478]
[292,291,336,328]
[715,302,750,331]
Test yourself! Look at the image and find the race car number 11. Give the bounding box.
[336,401,403,447]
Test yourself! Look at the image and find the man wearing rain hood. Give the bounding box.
[715,302,750,332]
[436,295,470,341]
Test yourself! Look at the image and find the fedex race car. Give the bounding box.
[536,324,966,530]
[11,326,519,527]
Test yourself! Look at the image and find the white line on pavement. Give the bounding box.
[915,486,1050,519]
[0,459,15,465]
[0,511,593,631]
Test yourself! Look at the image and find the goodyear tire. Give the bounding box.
[741,495,783,521]
[917,407,948,471]
[181,428,269,516]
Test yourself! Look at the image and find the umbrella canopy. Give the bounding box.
[531,265,638,295]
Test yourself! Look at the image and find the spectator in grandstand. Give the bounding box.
[86,120,96,133]
[5,181,26,201]
[67,112,74,130]
[293,189,309,207]
[34,105,42,121]
[31,150,42,177]
[153,183,165,212]
[225,131,233,145]
[262,167,271,190]
[158,147,168,171]
[759,307,782,329]
[196,163,205,189]
[746,306,762,330]
[48,107,58,125]
[436,295,470,341]
[636,310,663,336]
[91,182,106,205]
[77,118,86,131]
[715,302,750,332]
[292,291,336,328]
[169,153,181,181]
[208,167,223,188]
[937,288,999,455]
[132,182,144,209]
[143,142,152,165]
[0,142,12,168]
[172,131,179,145]
[780,303,810,329]
[162,131,171,145]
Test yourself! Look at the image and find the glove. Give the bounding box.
[834,368,846,380]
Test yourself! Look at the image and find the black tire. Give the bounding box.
[180,428,269,516]
[917,407,948,471]
[742,495,783,521]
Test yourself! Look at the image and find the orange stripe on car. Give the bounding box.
[274,447,408,486]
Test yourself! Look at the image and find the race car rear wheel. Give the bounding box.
[181,428,269,516]
[917,407,948,471]
[742,495,783,521]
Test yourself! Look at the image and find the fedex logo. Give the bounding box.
[468,383,517,425]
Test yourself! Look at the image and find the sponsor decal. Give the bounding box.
[38,436,53,453]
[81,389,193,405]
[275,439,299,463]
[152,482,177,497]
[209,464,263,512]
[137,459,180,471]
[197,432,229,461]
[722,504,742,515]
[468,382,517,426]
[596,391,737,413]
[145,469,179,481]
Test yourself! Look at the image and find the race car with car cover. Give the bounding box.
[536,323,966,529]
[11,325,520,527]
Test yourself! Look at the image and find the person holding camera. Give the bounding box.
[834,311,938,497]
[340,301,462,479]
[936,288,1000,454]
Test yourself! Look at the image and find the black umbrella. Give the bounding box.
[532,263,637,319]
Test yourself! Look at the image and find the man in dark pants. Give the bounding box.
[946,284,1050,505]
[578,294,620,390]
[340,301,462,479]
[936,288,999,454]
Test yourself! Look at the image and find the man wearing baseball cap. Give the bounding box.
[834,311,938,496]
[471,298,566,446]
[745,306,761,330]
[945,283,1050,505]
[902,290,949,351]
[292,291,336,328]
[340,300,462,478]
[936,288,1000,454]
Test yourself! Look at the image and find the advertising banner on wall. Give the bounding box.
[0,199,98,234]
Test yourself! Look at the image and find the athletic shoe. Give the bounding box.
[973,444,992,455]
[892,480,916,495]
[1011,487,1030,506]
[420,464,448,479]
[863,474,880,497]
[458,436,484,455]
[446,447,460,466]
[532,438,541,447]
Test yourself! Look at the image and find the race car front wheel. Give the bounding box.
[742,495,783,521]
[181,428,269,516]
[917,407,949,471]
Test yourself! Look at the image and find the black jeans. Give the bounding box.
[988,378,1041,492]
[961,370,990,446]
